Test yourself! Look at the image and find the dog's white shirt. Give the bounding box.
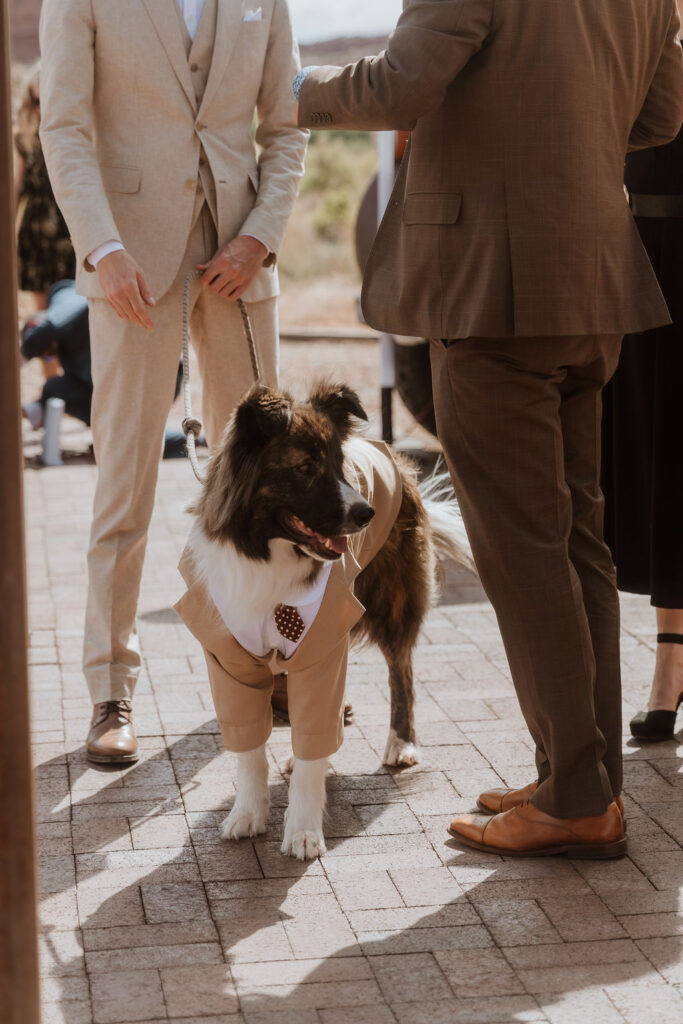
[188,523,333,658]
[210,561,332,658]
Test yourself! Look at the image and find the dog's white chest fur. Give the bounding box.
[188,524,330,657]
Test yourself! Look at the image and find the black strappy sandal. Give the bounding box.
[630,633,683,741]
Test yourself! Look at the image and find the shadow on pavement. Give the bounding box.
[35,718,683,1023]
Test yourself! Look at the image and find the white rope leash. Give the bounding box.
[181,270,262,483]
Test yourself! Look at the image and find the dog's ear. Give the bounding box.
[234,385,292,447]
[310,382,368,438]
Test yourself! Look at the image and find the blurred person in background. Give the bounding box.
[602,112,683,743]
[14,62,76,378]
[21,279,200,460]
[21,280,91,430]
[39,0,307,765]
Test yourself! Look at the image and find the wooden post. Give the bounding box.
[0,1,41,1021]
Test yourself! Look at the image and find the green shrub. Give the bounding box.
[313,187,354,240]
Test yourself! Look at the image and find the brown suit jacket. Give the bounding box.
[174,440,403,759]
[39,0,307,302]
[298,0,683,339]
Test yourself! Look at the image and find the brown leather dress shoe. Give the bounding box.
[448,800,627,859]
[478,783,626,829]
[477,781,539,813]
[86,701,139,764]
[271,673,353,724]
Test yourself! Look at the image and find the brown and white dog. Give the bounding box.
[180,382,474,858]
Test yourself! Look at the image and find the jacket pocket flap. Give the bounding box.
[101,164,142,194]
[403,193,462,225]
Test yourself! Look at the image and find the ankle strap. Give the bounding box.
[657,633,683,645]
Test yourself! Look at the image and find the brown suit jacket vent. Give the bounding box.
[299,0,683,340]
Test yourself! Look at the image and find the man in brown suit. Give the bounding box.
[295,0,683,857]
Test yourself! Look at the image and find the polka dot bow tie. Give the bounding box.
[274,604,306,643]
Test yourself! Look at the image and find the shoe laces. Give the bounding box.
[95,700,132,723]
[105,700,132,713]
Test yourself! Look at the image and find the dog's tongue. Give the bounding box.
[329,535,349,555]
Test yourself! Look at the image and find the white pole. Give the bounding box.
[42,397,65,466]
[376,131,396,440]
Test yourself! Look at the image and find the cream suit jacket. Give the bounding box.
[298,0,683,339]
[39,0,307,303]
[174,441,403,760]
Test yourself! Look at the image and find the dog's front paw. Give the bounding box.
[383,729,421,768]
[281,826,326,860]
[220,801,269,841]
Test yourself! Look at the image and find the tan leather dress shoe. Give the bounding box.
[448,800,627,859]
[86,701,139,764]
[271,673,353,724]
[477,781,539,813]
[478,783,626,828]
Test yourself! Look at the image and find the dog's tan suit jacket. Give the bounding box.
[175,441,403,760]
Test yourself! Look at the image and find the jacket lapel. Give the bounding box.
[272,556,365,673]
[140,0,197,111]
[197,0,245,120]
[175,579,262,671]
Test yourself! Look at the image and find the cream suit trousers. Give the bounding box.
[84,200,278,702]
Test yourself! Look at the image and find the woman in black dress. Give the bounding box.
[602,121,683,742]
[14,63,76,309]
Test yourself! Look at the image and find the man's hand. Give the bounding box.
[197,236,268,301]
[97,250,156,330]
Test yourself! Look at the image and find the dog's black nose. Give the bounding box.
[350,502,375,528]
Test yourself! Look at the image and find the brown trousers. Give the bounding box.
[83,200,278,703]
[430,333,623,818]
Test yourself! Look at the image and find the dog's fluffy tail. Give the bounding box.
[419,468,477,575]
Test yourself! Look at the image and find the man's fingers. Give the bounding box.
[202,264,238,290]
[107,296,131,322]
[111,283,153,330]
[126,290,154,330]
[206,268,242,294]
[218,280,246,301]
[106,291,137,323]
[137,271,156,307]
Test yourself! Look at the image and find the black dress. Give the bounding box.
[15,135,76,293]
[601,126,683,608]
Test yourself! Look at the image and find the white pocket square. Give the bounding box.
[243,7,262,21]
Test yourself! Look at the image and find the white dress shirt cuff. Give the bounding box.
[88,240,125,268]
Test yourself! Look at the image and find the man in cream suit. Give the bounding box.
[39,0,307,762]
[296,0,683,857]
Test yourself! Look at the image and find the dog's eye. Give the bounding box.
[293,460,314,475]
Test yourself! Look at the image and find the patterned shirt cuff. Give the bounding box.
[293,66,319,101]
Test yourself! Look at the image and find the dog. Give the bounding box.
[179,381,474,859]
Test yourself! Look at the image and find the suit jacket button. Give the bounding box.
[190,63,199,72]
[185,178,195,190]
